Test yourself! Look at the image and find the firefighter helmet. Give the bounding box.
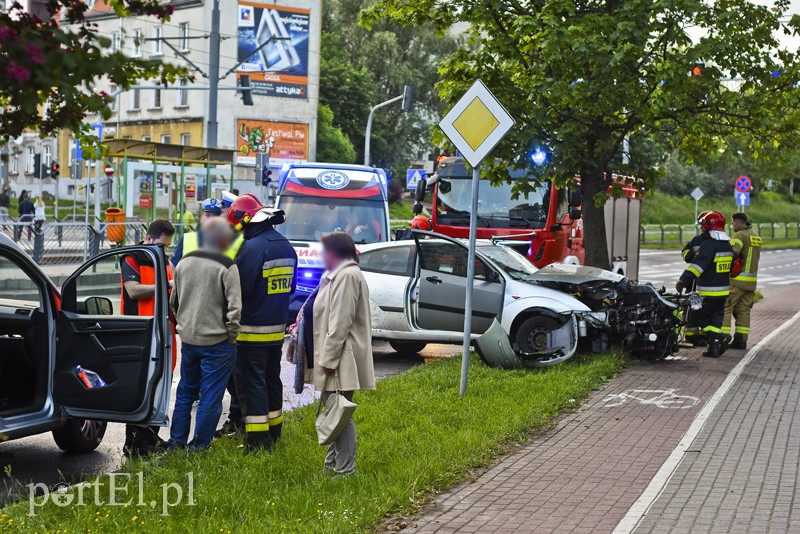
[699,210,726,233]
[227,193,264,227]
[696,210,712,224]
[410,215,432,230]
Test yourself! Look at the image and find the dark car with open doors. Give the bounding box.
[0,234,172,453]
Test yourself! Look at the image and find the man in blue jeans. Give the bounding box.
[168,218,242,449]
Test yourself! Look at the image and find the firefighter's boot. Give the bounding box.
[269,419,282,445]
[124,425,162,457]
[702,335,721,358]
[730,333,747,350]
[244,430,274,453]
[719,334,732,356]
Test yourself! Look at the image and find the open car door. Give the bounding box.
[53,246,172,425]
[412,231,504,334]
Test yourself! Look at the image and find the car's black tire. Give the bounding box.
[388,341,428,355]
[514,316,574,367]
[52,419,107,454]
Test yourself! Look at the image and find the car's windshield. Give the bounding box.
[277,196,387,244]
[436,176,550,229]
[479,245,538,280]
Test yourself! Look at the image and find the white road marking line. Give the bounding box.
[613,308,800,534]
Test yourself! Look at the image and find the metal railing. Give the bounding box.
[0,220,193,265]
[640,222,800,244]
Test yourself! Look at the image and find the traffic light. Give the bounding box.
[50,162,60,179]
[239,75,253,106]
[262,167,272,187]
[690,62,705,77]
[401,84,416,113]
[33,153,42,179]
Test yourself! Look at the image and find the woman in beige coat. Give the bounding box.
[313,232,375,475]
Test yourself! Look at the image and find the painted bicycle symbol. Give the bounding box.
[600,389,700,409]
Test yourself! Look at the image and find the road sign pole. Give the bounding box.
[694,198,698,224]
[460,164,481,397]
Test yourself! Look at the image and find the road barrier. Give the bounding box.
[0,220,193,265]
[640,222,800,244]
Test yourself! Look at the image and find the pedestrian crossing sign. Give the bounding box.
[406,169,426,190]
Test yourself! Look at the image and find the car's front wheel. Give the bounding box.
[515,316,575,367]
[389,341,428,355]
[52,419,107,454]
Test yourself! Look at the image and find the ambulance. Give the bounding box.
[275,163,392,315]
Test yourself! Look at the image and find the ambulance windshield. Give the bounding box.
[277,197,387,244]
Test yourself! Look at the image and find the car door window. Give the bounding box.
[418,242,489,280]
[359,246,415,277]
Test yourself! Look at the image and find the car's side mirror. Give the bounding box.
[439,179,451,194]
[487,268,502,283]
[75,296,114,315]
[414,179,427,202]
[412,202,423,215]
[570,208,582,221]
[567,189,581,207]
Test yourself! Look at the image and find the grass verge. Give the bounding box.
[641,237,800,251]
[389,200,414,221]
[642,191,800,225]
[2,353,627,533]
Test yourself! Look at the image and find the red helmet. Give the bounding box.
[696,210,712,224]
[227,193,264,227]
[699,210,726,233]
[410,215,432,230]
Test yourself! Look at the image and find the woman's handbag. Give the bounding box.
[315,375,357,445]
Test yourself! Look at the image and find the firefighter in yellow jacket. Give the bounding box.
[723,212,761,350]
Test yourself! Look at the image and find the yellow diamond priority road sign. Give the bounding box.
[439,80,515,167]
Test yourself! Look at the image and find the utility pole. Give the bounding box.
[207,0,221,148]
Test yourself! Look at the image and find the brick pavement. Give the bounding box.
[405,285,800,534]
[632,307,800,533]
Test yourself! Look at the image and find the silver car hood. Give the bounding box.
[523,263,627,285]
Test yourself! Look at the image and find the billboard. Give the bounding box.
[236,119,309,166]
[237,2,310,99]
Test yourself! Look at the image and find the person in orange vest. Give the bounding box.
[120,218,177,457]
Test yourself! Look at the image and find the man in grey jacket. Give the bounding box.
[168,218,242,450]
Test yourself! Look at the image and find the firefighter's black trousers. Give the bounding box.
[235,343,283,448]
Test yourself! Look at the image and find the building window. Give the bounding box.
[160,134,171,144]
[152,84,162,108]
[112,31,121,52]
[180,133,191,146]
[142,135,151,142]
[109,84,118,111]
[43,145,51,168]
[130,88,140,110]
[152,26,162,55]
[132,28,142,57]
[10,156,18,175]
[179,22,189,51]
[177,78,188,107]
[26,146,35,174]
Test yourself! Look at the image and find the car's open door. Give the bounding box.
[53,246,172,425]
[412,231,504,333]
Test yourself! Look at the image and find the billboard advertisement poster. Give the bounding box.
[237,2,310,99]
[236,119,309,166]
[137,170,154,209]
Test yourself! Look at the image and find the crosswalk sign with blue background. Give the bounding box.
[735,191,750,206]
[406,169,426,190]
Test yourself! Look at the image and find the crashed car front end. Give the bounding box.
[524,264,686,360]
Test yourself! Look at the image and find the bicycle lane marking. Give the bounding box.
[613,308,800,534]
[600,389,700,409]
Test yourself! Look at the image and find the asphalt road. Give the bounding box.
[0,340,457,507]
[637,247,800,288]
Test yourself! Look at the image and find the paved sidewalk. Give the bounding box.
[405,285,800,534]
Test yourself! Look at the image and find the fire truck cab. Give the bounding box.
[418,157,642,279]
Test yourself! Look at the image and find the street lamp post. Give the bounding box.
[364,85,415,167]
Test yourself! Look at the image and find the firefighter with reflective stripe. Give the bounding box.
[723,212,761,350]
[676,211,734,358]
[228,194,297,451]
[681,210,712,346]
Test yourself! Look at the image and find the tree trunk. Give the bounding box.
[789,177,795,197]
[581,166,611,270]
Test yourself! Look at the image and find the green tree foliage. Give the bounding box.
[364,0,800,268]
[316,104,357,163]
[0,1,185,154]
[321,0,458,177]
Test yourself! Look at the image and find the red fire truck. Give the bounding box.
[415,157,643,278]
